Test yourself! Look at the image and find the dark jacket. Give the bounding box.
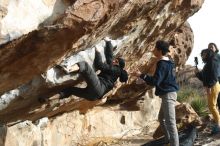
[196,54,219,88]
[140,59,179,96]
[95,42,122,90]
[215,53,220,81]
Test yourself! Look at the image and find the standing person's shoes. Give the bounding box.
[210,125,220,135]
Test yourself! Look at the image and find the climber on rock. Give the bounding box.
[39,39,128,102]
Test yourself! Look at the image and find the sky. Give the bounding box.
[186,0,220,69]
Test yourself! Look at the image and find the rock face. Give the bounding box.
[3,103,160,146]
[170,22,194,69]
[0,0,203,145]
[176,65,203,88]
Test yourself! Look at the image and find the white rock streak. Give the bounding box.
[0,0,55,44]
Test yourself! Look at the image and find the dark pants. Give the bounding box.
[218,80,220,109]
[60,41,114,101]
[61,62,107,100]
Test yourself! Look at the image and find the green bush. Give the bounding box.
[177,86,209,117]
[177,90,191,102]
[177,87,200,103]
[191,98,209,117]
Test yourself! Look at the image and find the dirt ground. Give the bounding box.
[92,126,220,146]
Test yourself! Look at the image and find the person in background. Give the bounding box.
[132,40,179,146]
[195,48,220,135]
[208,43,219,53]
[208,43,220,109]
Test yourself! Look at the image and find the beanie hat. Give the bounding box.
[117,58,125,69]
[119,69,128,83]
